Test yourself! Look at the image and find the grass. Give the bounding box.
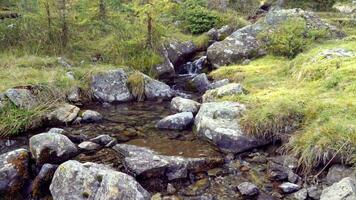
[210,39,356,170]
[127,71,145,101]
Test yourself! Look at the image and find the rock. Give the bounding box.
[267,162,288,181]
[81,110,103,122]
[29,131,78,166]
[238,182,259,196]
[207,9,345,68]
[50,160,150,200]
[156,112,194,130]
[143,73,174,101]
[91,69,133,103]
[165,40,197,66]
[217,25,237,41]
[320,177,356,200]
[307,185,322,200]
[167,183,176,195]
[65,71,75,80]
[209,79,230,89]
[5,88,37,109]
[78,141,101,151]
[47,103,80,124]
[57,57,72,68]
[0,149,30,195]
[333,3,356,14]
[171,97,201,114]
[316,48,356,61]
[48,128,65,134]
[32,164,57,198]
[113,144,223,181]
[269,155,299,171]
[90,135,115,146]
[195,101,270,153]
[327,165,356,185]
[293,188,308,200]
[202,83,244,102]
[189,73,211,93]
[154,47,175,81]
[0,93,7,109]
[207,28,218,40]
[279,182,300,194]
[67,87,82,103]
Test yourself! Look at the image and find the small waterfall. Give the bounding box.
[180,56,207,76]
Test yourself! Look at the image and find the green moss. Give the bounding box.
[127,72,145,101]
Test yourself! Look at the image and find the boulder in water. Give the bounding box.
[0,149,30,196]
[171,97,201,114]
[81,110,103,122]
[50,160,150,200]
[91,69,133,103]
[143,73,174,101]
[189,73,211,93]
[156,112,194,130]
[165,40,197,66]
[47,103,80,124]
[195,101,271,153]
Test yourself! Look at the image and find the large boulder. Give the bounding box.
[5,88,37,109]
[47,103,80,124]
[0,149,30,196]
[189,73,211,93]
[113,144,223,181]
[153,47,175,81]
[29,129,78,166]
[207,8,345,68]
[165,40,197,66]
[91,69,133,103]
[202,83,244,102]
[320,177,356,200]
[171,97,201,114]
[327,165,356,185]
[50,160,150,200]
[81,110,103,123]
[156,112,194,130]
[195,101,270,153]
[143,73,174,101]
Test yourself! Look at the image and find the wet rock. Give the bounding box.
[189,73,211,93]
[91,69,133,103]
[32,163,57,198]
[195,101,270,153]
[90,134,115,146]
[154,47,175,80]
[267,162,288,181]
[207,9,345,68]
[326,164,356,185]
[320,177,356,200]
[269,155,299,171]
[202,83,244,102]
[279,182,300,194]
[209,79,230,89]
[293,188,308,200]
[29,130,78,166]
[50,160,150,200]
[5,88,37,109]
[143,73,174,101]
[307,185,323,200]
[78,141,101,151]
[165,40,197,66]
[156,112,194,130]
[113,144,223,181]
[81,110,103,122]
[171,97,201,114]
[0,149,30,195]
[238,182,259,196]
[67,87,82,103]
[47,103,80,124]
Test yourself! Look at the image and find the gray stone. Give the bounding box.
[50,160,150,200]
[32,163,57,198]
[279,182,300,194]
[47,103,80,124]
[65,71,75,80]
[320,177,356,200]
[238,182,259,196]
[113,144,222,181]
[327,165,356,185]
[308,185,322,200]
[91,69,133,103]
[0,149,30,194]
[316,48,356,61]
[195,101,270,153]
[333,3,356,14]
[267,162,289,181]
[5,88,37,109]
[154,47,175,80]
[293,188,308,200]
[143,73,173,101]
[29,131,78,166]
[156,112,194,130]
[78,141,101,151]
[203,83,244,102]
[165,40,197,66]
[207,28,218,40]
[81,110,103,122]
[209,79,230,89]
[269,155,299,171]
[67,87,82,103]
[171,97,201,114]
[190,73,211,93]
[207,9,345,67]
[90,135,115,146]
[48,128,65,134]
[217,25,237,41]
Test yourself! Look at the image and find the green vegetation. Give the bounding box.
[211,39,356,170]
[127,71,145,101]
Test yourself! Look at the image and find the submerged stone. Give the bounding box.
[156,112,194,130]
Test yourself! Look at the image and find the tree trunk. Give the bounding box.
[44,1,52,42]
[146,13,153,49]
